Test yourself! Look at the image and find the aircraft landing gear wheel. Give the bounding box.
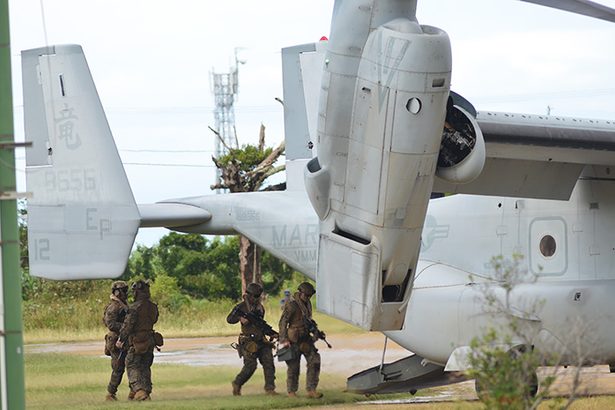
[409,389,417,395]
[475,371,539,402]
[528,371,539,398]
[474,378,487,402]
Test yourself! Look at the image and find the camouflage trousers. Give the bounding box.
[107,347,127,394]
[126,346,155,394]
[234,344,275,391]
[286,342,320,393]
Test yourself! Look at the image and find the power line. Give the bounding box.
[120,148,214,153]
[12,105,282,114]
[106,105,281,113]
[474,87,615,104]
[122,162,215,168]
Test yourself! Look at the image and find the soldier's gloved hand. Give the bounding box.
[239,317,249,325]
[115,340,124,349]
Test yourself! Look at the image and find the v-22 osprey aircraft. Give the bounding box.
[22,0,615,395]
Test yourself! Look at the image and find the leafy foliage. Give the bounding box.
[150,273,188,311]
[126,244,158,280]
[210,125,286,194]
[466,255,555,409]
[467,330,553,410]
[215,144,273,173]
[124,233,296,300]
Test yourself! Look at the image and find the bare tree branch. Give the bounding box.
[210,182,226,191]
[209,122,287,294]
[208,126,233,152]
[262,164,286,181]
[249,141,285,177]
[233,125,239,149]
[258,123,266,152]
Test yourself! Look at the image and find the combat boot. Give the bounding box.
[265,389,279,396]
[105,393,117,401]
[307,390,323,399]
[133,390,150,401]
[127,391,135,400]
[232,382,241,396]
[287,392,298,398]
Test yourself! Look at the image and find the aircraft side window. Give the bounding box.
[406,98,421,114]
[539,235,556,258]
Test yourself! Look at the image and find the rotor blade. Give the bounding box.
[520,0,615,23]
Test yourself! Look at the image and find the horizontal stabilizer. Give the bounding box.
[138,203,211,228]
[23,45,139,280]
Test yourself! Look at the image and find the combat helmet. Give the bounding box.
[246,282,263,298]
[131,280,150,294]
[298,282,315,296]
[111,280,128,292]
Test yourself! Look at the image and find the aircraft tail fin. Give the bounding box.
[22,44,140,280]
[281,41,326,190]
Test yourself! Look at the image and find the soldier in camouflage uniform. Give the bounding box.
[227,282,277,396]
[278,282,322,399]
[103,281,129,401]
[117,280,159,401]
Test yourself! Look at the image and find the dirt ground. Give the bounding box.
[26,333,411,375]
[26,333,615,405]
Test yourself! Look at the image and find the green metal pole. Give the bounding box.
[0,0,26,408]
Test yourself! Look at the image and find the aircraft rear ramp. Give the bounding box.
[347,354,465,394]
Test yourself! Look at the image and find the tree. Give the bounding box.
[467,255,552,409]
[17,199,28,273]
[210,123,286,294]
[467,255,594,409]
[125,244,158,280]
[154,232,241,299]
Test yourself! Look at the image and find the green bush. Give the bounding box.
[466,256,555,409]
[150,273,188,311]
[467,330,552,409]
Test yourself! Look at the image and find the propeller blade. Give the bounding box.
[520,0,615,23]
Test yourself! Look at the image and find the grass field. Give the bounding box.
[24,351,615,409]
[22,292,615,409]
[25,353,401,409]
[23,297,363,344]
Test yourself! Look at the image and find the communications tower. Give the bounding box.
[211,50,243,192]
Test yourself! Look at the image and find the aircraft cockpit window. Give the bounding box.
[539,235,556,257]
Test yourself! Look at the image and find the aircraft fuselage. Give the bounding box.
[165,163,615,368]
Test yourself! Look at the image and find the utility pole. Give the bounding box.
[210,49,244,193]
[0,0,26,408]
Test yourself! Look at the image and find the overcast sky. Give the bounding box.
[8,0,615,246]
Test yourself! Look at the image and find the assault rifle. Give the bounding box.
[305,318,332,348]
[233,307,279,339]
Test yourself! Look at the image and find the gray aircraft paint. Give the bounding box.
[21,0,615,384]
[23,45,140,280]
[22,43,615,369]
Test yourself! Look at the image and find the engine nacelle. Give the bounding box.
[436,104,486,184]
[305,1,452,331]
